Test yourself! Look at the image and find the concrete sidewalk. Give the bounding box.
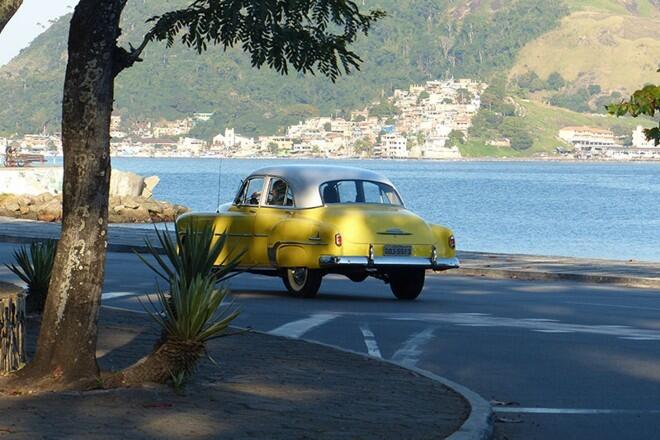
[1,216,658,289]
[455,251,660,289]
[1,308,473,439]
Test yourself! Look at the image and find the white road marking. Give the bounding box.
[269,313,338,338]
[102,291,138,300]
[565,301,660,312]
[494,407,660,415]
[386,312,660,341]
[391,327,435,367]
[359,323,382,358]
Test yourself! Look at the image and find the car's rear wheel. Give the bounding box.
[283,267,322,298]
[389,269,425,300]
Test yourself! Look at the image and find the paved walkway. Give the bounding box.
[455,251,660,289]
[1,216,658,289]
[1,308,469,439]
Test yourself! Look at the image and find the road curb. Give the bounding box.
[0,234,157,255]
[441,268,660,290]
[100,305,494,440]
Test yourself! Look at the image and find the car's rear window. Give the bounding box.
[320,180,403,206]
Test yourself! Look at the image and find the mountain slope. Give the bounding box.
[511,0,660,92]
[0,0,566,136]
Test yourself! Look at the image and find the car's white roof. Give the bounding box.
[247,164,398,208]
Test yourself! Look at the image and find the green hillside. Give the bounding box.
[0,0,567,137]
[460,98,655,157]
[512,1,660,93]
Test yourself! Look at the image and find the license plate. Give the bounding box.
[383,245,412,256]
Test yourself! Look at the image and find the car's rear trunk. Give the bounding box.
[319,205,436,245]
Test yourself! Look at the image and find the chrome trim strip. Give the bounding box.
[273,240,328,247]
[319,256,460,270]
[377,228,412,236]
[215,232,252,238]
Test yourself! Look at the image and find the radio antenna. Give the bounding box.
[215,159,223,213]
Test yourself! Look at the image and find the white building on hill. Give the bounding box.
[378,134,408,158]
[632,125,657,149]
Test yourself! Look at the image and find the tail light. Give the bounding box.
[448,235,456,249]
[334,233,343,247]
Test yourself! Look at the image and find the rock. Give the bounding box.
[0,190,186,224]
[2,196,20,212]
[110,170,145,197]
[142,200,161,213]
[142,176,160,199]
[132,206,150,222]
[122,198,140,210]
[37,213,58,222]
[38,199,62,221]
[37,193,54,203]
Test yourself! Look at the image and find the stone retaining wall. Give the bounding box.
[0,193,188,223]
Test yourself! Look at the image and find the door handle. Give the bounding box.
[248,209,257,214]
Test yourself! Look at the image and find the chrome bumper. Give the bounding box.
[319,255,460,271]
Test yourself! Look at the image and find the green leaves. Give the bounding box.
[607,82,660,146]
[144,275,239,344]
[137,222,242,288]
[143,0,385,81]
[139,222,241,345]
[5,240,57,313]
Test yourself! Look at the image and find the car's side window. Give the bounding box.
[337,181,358,203]
[233,180,247,205]
[266,178,295,207]
[239,177,265,206]
[362,181,384,204]
[321,180,403,206]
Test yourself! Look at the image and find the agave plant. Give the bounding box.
[117,222,242,384]
[137,275,239,381]
[5,240,57,313]
[137,222,242,288]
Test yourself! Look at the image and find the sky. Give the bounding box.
[0,0,78,67]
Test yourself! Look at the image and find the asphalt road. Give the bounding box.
[1,243,660,439]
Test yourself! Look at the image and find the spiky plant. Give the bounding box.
[130,274,240,383]
[138,222,242,288]
[108,222,242,386]
[5,240,57,313]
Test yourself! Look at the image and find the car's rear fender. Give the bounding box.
[429,224,457,258]
[268,218,337,268]
[176,211,251,265]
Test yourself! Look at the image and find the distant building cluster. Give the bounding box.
[3,78,660,163]
[557,125,660,160]
[210,78,486,159]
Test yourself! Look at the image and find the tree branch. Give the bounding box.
[112,35,150,77]
[0,0,23,34]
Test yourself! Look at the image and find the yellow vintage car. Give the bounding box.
[176,165,459,300]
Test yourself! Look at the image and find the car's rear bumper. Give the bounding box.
[318,255,460,271]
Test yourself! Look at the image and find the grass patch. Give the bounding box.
[511,10,660,93]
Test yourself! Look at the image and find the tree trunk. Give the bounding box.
[10,0,123,390]
[0,0,22,34]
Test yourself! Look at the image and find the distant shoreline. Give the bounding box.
[106,155,660,164]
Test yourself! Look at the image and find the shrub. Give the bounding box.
[546,72,565,90]
[121,223,242,383]
[5,240,57,313]
[138,222,242,288]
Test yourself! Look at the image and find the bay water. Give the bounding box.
[111,158,660,262]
